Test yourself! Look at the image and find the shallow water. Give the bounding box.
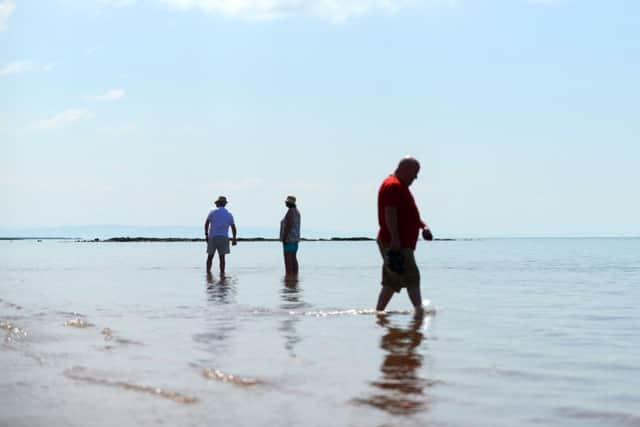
[1,238,639,426]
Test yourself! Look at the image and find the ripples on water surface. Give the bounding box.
[1,238,639,427]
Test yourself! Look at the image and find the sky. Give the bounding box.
[1,0,639,238]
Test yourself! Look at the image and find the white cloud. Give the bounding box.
[0,60,56,77]
[0,61,35,77]
[91,0,457,21]
[32,109,95,130]
[0,0,15,32]
[159,0,442,22]
[90,89,125,101]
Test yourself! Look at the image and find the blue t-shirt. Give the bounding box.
[206,207,235,237]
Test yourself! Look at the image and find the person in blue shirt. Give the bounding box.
[204,196,237,277]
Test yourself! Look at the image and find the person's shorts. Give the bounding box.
[377,240,420,293]
[283,241,299,253]
[207,235,230,255]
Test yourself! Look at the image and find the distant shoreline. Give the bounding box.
[90,236,458,242]
[0,236,458,242]
[95,237,377,242]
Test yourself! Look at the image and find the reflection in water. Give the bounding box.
[205,273,236,305]
[278,276,306,357]
[354,313,440,416]
[192,274,238,355]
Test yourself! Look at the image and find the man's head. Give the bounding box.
[394,156,420,186]
[215,196,228,207]
[285,195,297,208]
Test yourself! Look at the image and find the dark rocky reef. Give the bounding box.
[84,236,459,242]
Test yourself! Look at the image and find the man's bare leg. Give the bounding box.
[284,252,298,276]
[292,253,299,275]
[407,287,423,313]
[284,252,292,275]
[376,286,395,311]
[219,254,226,277]
[206,254,214,273]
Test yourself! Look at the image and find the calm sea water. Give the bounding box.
[1,238,639,427]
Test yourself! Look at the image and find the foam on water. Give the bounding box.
[246,299,436,318]
[1,320,28,343]
[64,318,95,328]
[200,367,262,386]
[63,366,199,404]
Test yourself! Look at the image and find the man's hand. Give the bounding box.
[422,228,433,241]
[231,238,237,246]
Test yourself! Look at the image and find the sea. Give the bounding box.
[1,238,639,427]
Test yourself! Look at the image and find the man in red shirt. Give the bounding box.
[376,156,433,312]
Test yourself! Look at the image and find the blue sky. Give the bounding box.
[1,0,639,237]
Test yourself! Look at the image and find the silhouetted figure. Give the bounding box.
[280,195,301,276]
[376,156,433,313]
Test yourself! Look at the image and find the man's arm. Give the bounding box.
[204,219,210,239]
[384,206,401,250]
[230,224,237,246]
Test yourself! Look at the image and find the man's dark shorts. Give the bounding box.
[207,235,230,255]
[377,240,420,293]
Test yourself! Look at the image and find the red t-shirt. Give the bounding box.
[377,174,424,250]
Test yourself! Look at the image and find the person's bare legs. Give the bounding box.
[206,254,214,274]
[291,252,299,275]
[284,252,299,276]
[376,286,395,311]
[284,251,292,275]
[407,287,424,314]
[219,254,226,277]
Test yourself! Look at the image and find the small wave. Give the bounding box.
[2,342,47,365]
[1,320,47,364]
[557,407,640,426]
[1,320,28,343]
[201,367,262,387]
[64,318,94,328]
[247,307,398,318]
[58,311,87,317]
[101,327,143,345]
[304,299,435,318]
[63,366,198,404]
[247,301,436,319]
[1,299,24,310]
[490,367,548,381]
[302,308,379,317]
